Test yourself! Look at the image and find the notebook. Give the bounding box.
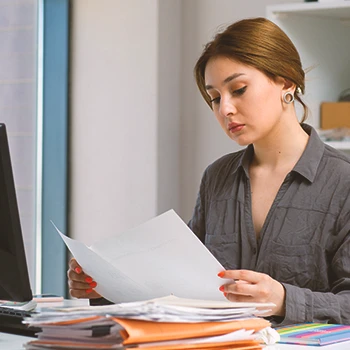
[276,323,350,346]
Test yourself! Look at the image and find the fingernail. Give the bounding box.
[89,281,97,288]
[86,288,93,294]
[219,285,225,292]
[74,267,82,274]
[217,271,225,278]
[224,292,228,297]
[85,277,93,283]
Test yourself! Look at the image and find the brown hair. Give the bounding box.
[194,17,308,122]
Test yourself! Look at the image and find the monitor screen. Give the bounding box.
[0,123,32,302]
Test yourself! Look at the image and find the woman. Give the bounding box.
[67,17,350,325]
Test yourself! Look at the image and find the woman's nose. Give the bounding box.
[219,96,237,117]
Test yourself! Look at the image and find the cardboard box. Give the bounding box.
[320,102,350,129]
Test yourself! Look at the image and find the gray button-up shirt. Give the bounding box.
[189,124,350,325]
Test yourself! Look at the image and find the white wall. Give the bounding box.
[70,0,302,243]
[157,1,182,215]
[0,0,38,288]
[70,0,159,244]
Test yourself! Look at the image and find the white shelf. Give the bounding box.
[324,140,350,150]
[267,1,350,20]
[267,2,350,131]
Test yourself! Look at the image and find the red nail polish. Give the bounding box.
[224,292,228,297]
[89,282,97,288]
[85,277,93,283]
[219,285,225,292]
[86,288,93,294]
[217,271,225,278]
[75,267,82,274]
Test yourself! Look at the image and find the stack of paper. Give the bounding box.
[24,296,275,349]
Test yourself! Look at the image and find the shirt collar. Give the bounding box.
[232,124,324,183]
[232,144,254,178]
[292,123,324,183]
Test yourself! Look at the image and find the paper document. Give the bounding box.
[54,210,230,303]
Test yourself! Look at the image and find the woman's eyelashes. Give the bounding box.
[210,96,220,105]
[233,86,247,95]
[210,86,247,105]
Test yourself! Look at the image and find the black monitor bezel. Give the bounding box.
[0,123,33,302]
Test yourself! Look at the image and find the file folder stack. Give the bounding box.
[23,296,276,349]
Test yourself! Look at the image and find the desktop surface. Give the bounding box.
[0,331,33,350]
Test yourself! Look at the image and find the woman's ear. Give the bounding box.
[274,76,295,93]
[282,78,295,93]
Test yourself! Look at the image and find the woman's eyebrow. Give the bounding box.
[205,73,245,91]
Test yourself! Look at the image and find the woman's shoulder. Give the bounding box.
[204,148,246,178]
[321,145,350,192]
[323,144,350,171]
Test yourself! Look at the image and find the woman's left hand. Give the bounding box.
[218,269,286,317]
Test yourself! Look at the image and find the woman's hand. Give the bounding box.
[218,269,286,317]
[67,258,101,299]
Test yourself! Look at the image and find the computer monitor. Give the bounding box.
[0,123,33,302]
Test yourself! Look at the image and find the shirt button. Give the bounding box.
[252,248,257,255]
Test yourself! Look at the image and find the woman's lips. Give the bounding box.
[228,122,244,133]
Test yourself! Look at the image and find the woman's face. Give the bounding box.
[204,56,286,146]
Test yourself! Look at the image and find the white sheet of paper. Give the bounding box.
[151,295,275,310]
[54,210,229,303]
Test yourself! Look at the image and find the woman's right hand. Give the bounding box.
[67,258,101,299]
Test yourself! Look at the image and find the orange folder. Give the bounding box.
[129,340,262,350]
[26,339,262,350]
[113,317,270,345]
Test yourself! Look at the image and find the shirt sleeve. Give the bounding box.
[276,194,350,325]
[188,168,208,244]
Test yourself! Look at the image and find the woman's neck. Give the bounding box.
[251,116,309,171]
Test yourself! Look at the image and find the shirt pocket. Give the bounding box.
[205,233,240,270]
[263,241,327,291]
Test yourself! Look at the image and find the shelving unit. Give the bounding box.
[267,1,350,152]
[267,2,350,20]
[324,140,350,152]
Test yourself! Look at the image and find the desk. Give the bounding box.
[0,332,33,350]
